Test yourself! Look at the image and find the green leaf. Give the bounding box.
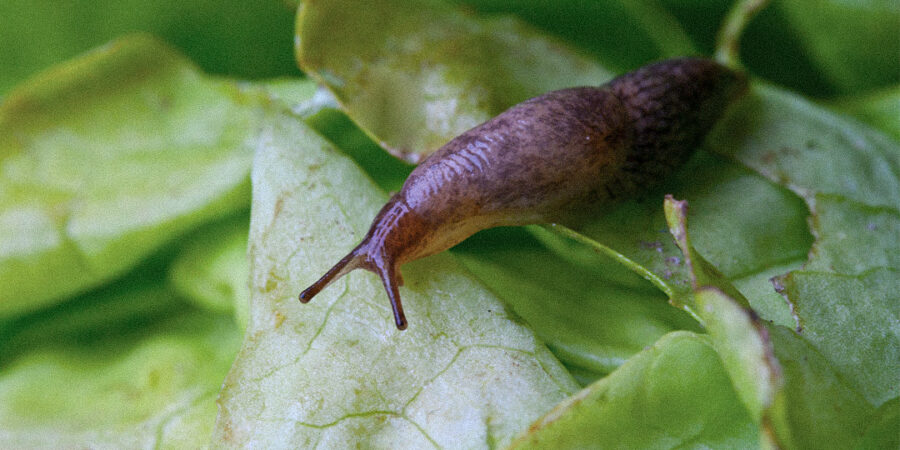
[655,88,900,445]
[773,0,900,94]
[0,254,184,365]
[574,149,810,327]
[707,83,900,210]
[661,1,900,97]
[0,0,297,95]
[855,397,900,450]
[708,81,900,411]
[804,194,899,275]
[767,325,875,449]
[168,213,251,329]
[777,269,899,407]
[663,197,783,447]
[257,78,416,193]
[452,0,696,72]
[508,332,758,449]
[661,195,897,448]
[0,35,277,317]
[295,0,612,162]
[833,85,900,144]
[0,283,241,448]
[453,225,700,381]
[304,107,415,193]
[212,108,578,447]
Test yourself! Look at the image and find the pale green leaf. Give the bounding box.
[212,109,577,448]
[0,283,241,448]
[0,35,275,317]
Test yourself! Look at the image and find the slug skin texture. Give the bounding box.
[299,58,749,329]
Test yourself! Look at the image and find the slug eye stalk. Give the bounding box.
[300,199,413,329]
[298,246,407,330]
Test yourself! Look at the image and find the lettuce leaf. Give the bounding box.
[0,281,241,448]
[0,35,270,317]
[212,107,578,448]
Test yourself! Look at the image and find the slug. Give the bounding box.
[299,58,748,329]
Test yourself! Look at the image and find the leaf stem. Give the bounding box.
[542,224,674,298]
[715,0,771,69]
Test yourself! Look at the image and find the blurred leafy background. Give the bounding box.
[3,0,899,99]
[0,0,897,448]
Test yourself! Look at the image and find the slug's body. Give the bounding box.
[300,58,748,329]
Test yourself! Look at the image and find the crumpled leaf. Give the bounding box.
[773,193,900,407]
[706,82,900,412]
[295,0,612,162]
[0,34,272,317]
[654,82,900,447]
[508,331,758,449]
[661,196,892,449]
[212,109,578,448]
[572,148,810,327]
[662,197,782,447]
[452,225,700,381]
[0,282,242,449]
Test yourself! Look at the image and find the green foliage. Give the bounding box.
[0,0,297,95]
[0,36,266,317]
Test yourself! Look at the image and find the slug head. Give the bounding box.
[299,197,428,330]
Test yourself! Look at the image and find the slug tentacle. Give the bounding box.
[298,57,748,330]
[299,196,424,329]
[377,263,407,330]
[298,246,364,304]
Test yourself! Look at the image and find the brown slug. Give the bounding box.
[299,58,748,330]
